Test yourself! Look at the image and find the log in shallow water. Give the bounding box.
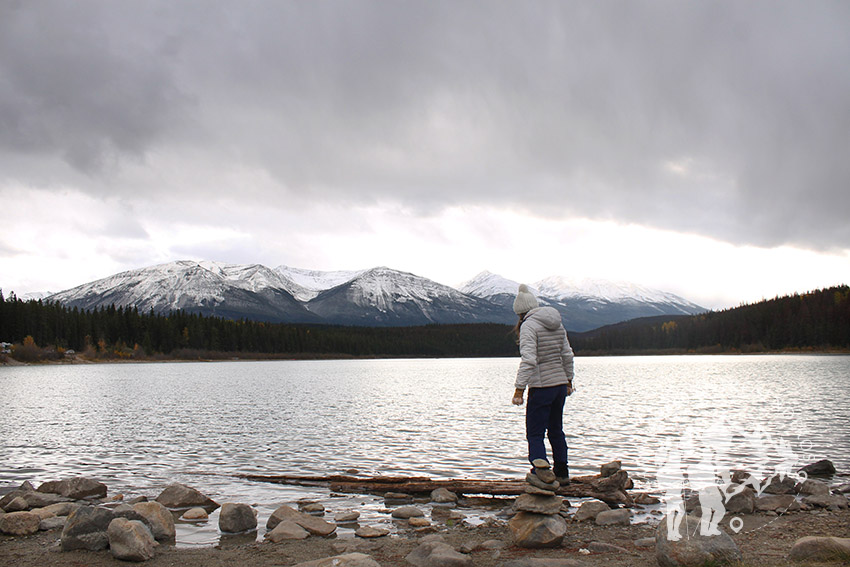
[240,470,634,507]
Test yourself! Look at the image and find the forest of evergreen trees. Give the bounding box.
[1,285,848,362]
[570,285,850,354]
[0,290,518,360]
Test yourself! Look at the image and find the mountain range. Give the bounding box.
[46,261,705,332]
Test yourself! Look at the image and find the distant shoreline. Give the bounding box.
[3,347,849,367]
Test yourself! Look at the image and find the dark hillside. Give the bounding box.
[571,286,850,354]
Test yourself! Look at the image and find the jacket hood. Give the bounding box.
[526,306,563,331]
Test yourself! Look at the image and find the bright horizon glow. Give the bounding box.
[2,189,847,311]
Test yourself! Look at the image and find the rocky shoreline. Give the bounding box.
[2,462,850,566]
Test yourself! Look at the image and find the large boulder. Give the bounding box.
[724,486,756,514]
[789,536,850,562]
[405,540,472,567]
[514,494,563,515]
[0,489,71,512]
[798,459,836,477]
[0,481,35,509]
[61,506,115,551]
[38,477,107,500]
[21,491,70,509]
[107,518,157,562]
[133,501,176,541]
[219,503,257,533]
[3,497,28,512]
[154,483,218,510]
[0,511,41,535]
[799,479,831,497]
[656,514,742,567]
[763,474,797,494]
[267,504,336,536]
[509,511,567,548]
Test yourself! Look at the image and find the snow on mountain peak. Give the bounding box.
[346,266,461,307]
[458,271,523,298]
[50,260,233,312]
[458,271,703,313]
[274,265,367,301]
[534,276,640,302]
[533,275,699,308]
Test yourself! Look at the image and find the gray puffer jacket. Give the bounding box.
[515,306,574,389]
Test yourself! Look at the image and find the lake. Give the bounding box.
[1,354,848,544]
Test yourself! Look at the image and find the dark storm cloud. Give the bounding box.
[0,1,194,172]
[2,1,849,249]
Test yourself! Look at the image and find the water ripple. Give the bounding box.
[1,355,848,501]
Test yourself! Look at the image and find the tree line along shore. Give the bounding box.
[1,285,848,363]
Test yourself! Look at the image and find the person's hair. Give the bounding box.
[513,313,527,344]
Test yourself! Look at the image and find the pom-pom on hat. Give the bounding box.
[513,284,539,315]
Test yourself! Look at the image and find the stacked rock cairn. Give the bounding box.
[508,459,568,548]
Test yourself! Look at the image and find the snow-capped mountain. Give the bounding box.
[48,261,321,324]
[460,271,705,331]
[46,261,704,330]
[534,275,702,310]
[46,261,515,327]
[456,271,523,299]
[306,267,511,326]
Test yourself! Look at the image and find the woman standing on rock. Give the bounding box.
[511,284,575,487]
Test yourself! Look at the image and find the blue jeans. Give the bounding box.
[525,384,569,466]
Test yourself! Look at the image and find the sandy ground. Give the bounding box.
[2,507,848,566]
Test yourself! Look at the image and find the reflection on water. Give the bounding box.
[1,355,848,544]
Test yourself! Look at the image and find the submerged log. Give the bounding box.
[240,472,634,508]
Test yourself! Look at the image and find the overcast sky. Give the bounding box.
[2,1,849,309]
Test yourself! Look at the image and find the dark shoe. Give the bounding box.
[554,462,570,486]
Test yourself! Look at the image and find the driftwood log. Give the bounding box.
[240,469,634,508]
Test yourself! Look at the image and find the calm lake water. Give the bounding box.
[1,355,848,544]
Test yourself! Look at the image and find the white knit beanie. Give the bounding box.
[513,284,539,315]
